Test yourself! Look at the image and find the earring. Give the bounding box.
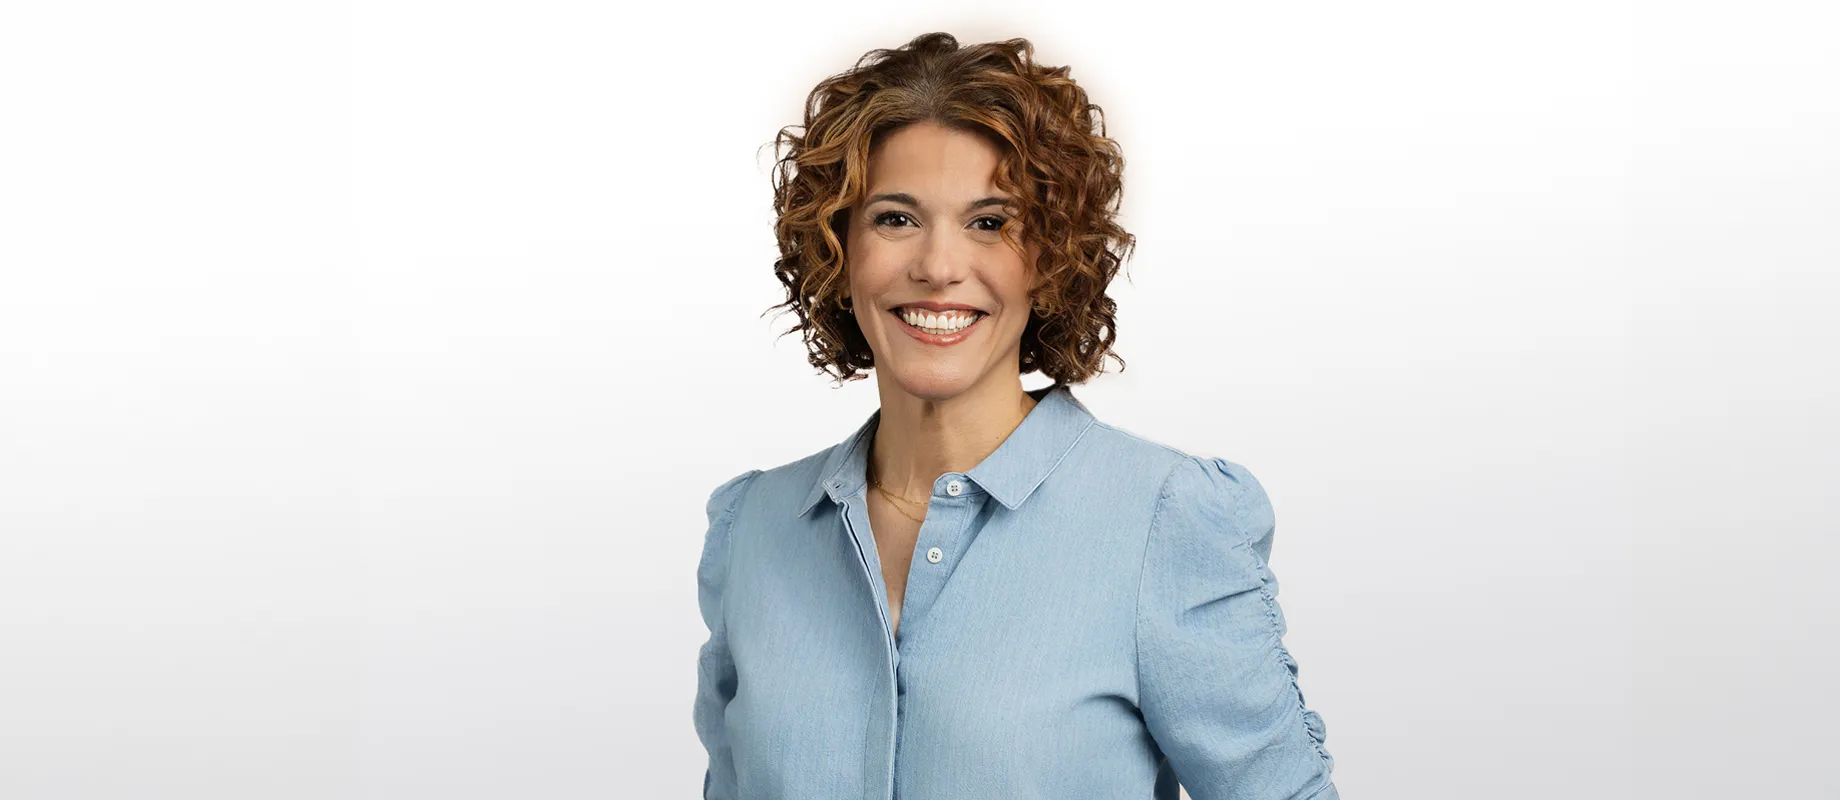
[838,295,854,312]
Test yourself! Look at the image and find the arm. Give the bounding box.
[693,469,760,800]
[1136,456,1339,800]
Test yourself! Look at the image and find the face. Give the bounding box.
[843,121,1040,401]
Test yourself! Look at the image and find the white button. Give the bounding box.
[926,547,943,563]
[945,480,962,496]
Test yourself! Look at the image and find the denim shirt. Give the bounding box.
[693,383,1339,800]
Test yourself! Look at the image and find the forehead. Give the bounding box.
[864,122,1004,196]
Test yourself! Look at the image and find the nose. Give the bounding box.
[909,227,971,288]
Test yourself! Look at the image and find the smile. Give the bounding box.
[889,308,987,346]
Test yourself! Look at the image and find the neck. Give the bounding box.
[868,376,1040,500]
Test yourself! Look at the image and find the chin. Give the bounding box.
[885,365,985,402]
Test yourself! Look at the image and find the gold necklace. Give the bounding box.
[868,464,928,523]
[873,485,927,523]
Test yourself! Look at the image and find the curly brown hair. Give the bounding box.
[763,32,1136,386]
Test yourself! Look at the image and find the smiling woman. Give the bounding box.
[845,121,1033,391]
[693,31,1341,800]
[764,32,1135,390]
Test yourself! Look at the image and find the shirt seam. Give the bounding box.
[700,469,757,800]
[715,470,759,651]
[1134,454,1192,717]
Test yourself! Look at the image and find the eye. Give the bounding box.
[971,215,1007,232]
[872,211,1009,232]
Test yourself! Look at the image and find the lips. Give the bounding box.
[889,306,986,329]
[891,305,987,315]
[889,307,986,345]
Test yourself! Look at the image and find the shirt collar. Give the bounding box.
[796,382,1097,518]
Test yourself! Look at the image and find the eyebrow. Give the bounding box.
[865,192,1013,212]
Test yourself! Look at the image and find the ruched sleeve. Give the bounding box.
[1136,456,1339,800]
[692,468,760,800]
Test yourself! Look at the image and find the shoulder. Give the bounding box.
[1158,454,1272,522]
[1081,419,1270,514]
[1076,419,1274,550]
[704,467,762,522]
[701,436,845,522]
[1058,418,1194,489]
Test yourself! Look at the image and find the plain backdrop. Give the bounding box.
[1,1,1835,798]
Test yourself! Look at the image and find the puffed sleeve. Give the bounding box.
[692,468,760,800]
[1136,456,1339,800]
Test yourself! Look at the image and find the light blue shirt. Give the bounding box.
[693,383,1339,799]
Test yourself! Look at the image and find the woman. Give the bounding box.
[694,32,1339,800]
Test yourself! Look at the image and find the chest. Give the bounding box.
[865,497,925,636]
[724,476,1157,679]
[720,491,1157,792]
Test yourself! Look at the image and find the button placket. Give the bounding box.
[924,477,966,567]
[894,477,975,646]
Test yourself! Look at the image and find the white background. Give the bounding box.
[2,1,1834,798]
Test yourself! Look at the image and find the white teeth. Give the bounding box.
[898,307,981,333]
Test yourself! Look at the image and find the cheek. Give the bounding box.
[846,236,893,278]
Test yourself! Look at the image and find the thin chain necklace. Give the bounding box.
[865,392,1039,525]
[867,459,928,523]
